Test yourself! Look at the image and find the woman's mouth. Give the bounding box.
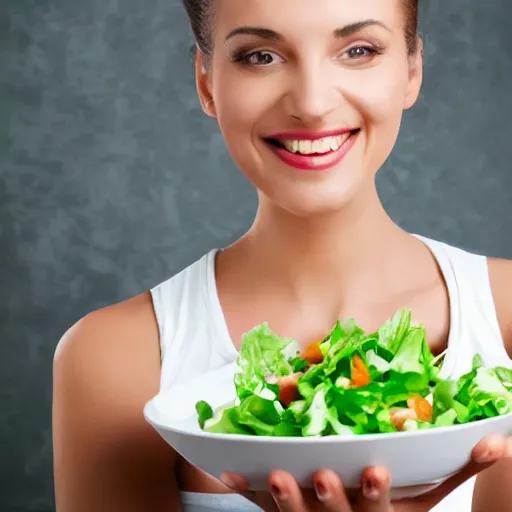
[264,129,360,172]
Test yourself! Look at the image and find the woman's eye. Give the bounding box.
[342,45,378,60]
[237,51,282,66]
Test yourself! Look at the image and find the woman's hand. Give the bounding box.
[220,434,512,512]
[223,465,393,512]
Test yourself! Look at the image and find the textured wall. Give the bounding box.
[1,1,511,510]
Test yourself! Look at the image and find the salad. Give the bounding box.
[196,309,512,437]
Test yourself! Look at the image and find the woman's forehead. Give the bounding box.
[214,0,404,37]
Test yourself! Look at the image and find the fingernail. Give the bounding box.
[474,449,496,464]
[363,479,381,501]
[314,481,330,501]
[474,436,505,464]
[271,483,285,499]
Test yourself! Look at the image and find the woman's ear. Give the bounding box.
[404,37,424,110]
[195,50,216,117]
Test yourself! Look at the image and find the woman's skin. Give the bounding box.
[52,0,512,511]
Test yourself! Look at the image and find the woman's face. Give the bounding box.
[197,0,422,217]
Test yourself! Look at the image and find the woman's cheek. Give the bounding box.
[215,75,281,166]
[215,70,278,126]
[342,65,409,125]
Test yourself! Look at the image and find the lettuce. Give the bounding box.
[234,323,299,400]
[196,309,512,436]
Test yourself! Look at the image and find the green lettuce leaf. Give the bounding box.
[302,385,355,437]
[196,400,214,429]
[321,320,365,363]
[290,358,310,373]
[469,367,512,417]
[272,421,302,437]
[297,364,325,401]
[235,395,282,435]
[330,384,385,433]
[389,326,428,376]
[495,367,512,391]
[281,399,307,424]
[434,408,458,427]
[204,407,254,435]
[433,379,469,423]
[234,323,299,400]
[325,333,366,377]
[366,349,391,374]
[378,308,412,355]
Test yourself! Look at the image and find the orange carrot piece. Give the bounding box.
[351,355,371,387]
[302,339,324,365]
[407,395,433,422]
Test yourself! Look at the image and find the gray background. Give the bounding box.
[1,0,511,510]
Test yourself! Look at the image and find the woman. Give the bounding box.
[52,0,512,510]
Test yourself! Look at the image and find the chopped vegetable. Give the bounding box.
[407,395,433,422]
[351,355,371,388]
[278,372,302,408]
[196,309,512,436]
[196,401,214,429]
[302,339,324,365]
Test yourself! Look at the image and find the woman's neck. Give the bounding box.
[216,181,440,342]
[239,182,412,294]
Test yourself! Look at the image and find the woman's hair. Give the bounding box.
[403,0,420,54]
[183,0,420,66]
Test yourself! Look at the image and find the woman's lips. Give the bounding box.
[265,130,359,172]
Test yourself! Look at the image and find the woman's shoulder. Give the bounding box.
[53,293,162,436]
[53,292,162,447]
[55,291,159,372]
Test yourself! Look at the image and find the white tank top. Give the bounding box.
[150,235,511,512]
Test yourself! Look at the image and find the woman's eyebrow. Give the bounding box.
[225,20,391,43]
[225,27,281,43]
[334,19,391,38]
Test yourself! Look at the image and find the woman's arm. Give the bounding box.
[472,258,512,511]
[53,294,180,512]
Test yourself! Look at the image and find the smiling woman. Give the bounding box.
[52,1,512,512]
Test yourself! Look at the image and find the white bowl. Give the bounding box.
[144,362,512,498]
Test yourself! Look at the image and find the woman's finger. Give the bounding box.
[311,469,352,510]
[269,470,308,512]
[471,434,512,464]
[355,466,393,512]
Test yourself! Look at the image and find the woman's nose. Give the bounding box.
[283,62,342,123]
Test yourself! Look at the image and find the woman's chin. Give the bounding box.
[264,180,366,219]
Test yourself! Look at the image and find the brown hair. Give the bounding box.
[183,0,420,65]
[402,0,420,54]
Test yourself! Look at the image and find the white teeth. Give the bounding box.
[282,134,351,155]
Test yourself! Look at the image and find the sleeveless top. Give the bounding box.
[150,235,511,512]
